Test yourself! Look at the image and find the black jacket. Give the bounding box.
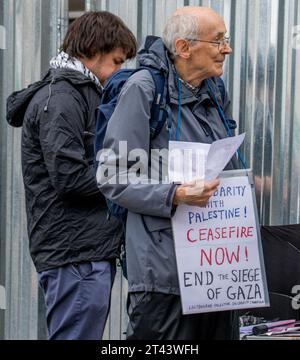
[6,68,122,272]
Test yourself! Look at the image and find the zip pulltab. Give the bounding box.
[202,125,210,137]
[44,77,56,112]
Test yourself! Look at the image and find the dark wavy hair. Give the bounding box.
[62,11,137,59]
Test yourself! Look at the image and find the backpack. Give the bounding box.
[94,65,172,278]
[94,65,172,217]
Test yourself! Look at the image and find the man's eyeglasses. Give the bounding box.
[186,36,231,51]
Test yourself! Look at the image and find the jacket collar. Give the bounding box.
[44,68,100,90]
[167,57,213,106]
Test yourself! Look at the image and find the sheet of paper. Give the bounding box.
[205,133,245,181]
[168,133,245,183]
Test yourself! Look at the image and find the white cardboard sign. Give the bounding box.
[172,175,269,314]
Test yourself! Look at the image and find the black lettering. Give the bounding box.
[184,272,192,287]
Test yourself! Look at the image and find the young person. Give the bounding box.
[6,11,137,340]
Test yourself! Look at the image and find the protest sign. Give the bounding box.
[172,171,269,314]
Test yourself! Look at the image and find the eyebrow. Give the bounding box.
[215,31,226,37]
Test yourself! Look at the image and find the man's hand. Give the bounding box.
[173,179,220,207]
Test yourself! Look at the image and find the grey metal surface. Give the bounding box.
[103,265,128,340]
[0,0,5,340]
[0,0,300,340]
[0,0,67,340]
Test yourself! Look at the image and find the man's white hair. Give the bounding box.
[162,13,202,57]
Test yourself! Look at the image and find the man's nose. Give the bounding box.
[221,45,233,55]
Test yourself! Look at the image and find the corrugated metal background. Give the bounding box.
[0,0,68,340]
[0,0,299,340]
[86,0,300,227]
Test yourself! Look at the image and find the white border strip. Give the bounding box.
[0,25,6,50]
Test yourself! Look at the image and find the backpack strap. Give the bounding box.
[206,77,237,134]
[95,68,144,154]
[140,66,172,139]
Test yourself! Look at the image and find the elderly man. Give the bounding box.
[98,7,239,340]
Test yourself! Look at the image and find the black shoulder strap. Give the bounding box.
[140,66,171,139]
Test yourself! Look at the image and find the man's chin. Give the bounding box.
[214,68,224,77]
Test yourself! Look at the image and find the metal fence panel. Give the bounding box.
[0,0,5,340]
[0,0,67,340]
[1,0,299,340]
[85,0,300,227]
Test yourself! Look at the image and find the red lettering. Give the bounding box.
[187,229,196,243]
[214,227,220,239]
[248,227,254,237]
[199,228,207,241]
[221,227,227,238]
[228,226,235,238]
[200,246,241,267]
[225,246,240,264]
[241,227,247,237]
[189,226,256,243]
[207,228,214,241]
[200,248,212,266]
[215,247,225,265]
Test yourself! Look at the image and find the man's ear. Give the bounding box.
[175,39,191,59]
